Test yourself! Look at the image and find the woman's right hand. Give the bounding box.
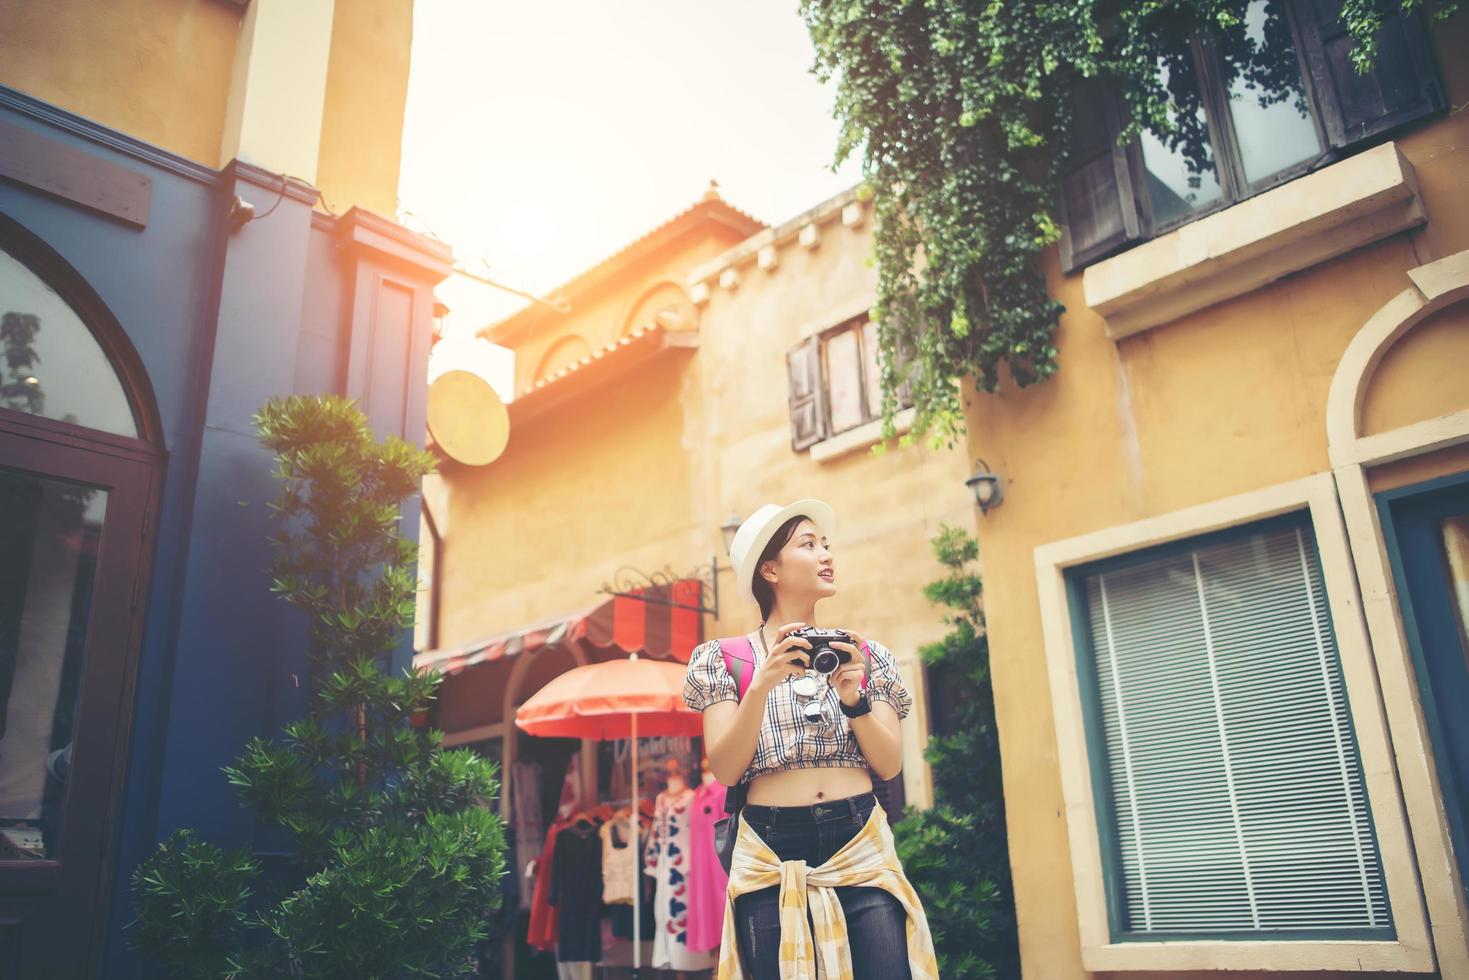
[753,622,812,695]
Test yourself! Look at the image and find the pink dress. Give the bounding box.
[686,779,729,953]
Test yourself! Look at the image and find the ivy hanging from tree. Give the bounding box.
[800,0,1457,445]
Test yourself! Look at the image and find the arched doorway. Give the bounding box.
[0,214,163,976]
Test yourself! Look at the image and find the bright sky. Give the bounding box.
[398,0,862,371]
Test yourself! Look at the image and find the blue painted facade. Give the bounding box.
[0,87,448,977]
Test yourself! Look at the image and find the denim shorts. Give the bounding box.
[733,793,913,980]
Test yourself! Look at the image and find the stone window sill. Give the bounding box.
[1082,142,1426,340]
[809,407,916,463]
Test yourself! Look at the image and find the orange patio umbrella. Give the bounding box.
[514,653,703,974]
[514,652,702,739]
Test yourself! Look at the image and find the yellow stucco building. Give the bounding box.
[473,5,1469,978]
[920,5,1469,978]
[418,184,980,827]
[0,0,412,217]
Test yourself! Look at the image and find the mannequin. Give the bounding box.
[643,757,710,975]
[664,756,688,795]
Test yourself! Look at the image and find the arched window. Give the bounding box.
[0,246,136,437]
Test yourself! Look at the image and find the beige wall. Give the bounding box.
[0,0,414,218]
[438,355,701,643]
[0,0,242,165]
[316,0,414,218]
[689,199,978,805]
[434,195,977,806]
[963,16,1469,978]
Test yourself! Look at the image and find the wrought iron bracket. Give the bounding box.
[599,555,721,619]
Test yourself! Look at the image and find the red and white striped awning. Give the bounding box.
[414,579,704,677]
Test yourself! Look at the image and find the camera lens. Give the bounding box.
[811,648,840,674]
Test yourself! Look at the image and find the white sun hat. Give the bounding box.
[729,499,837,602]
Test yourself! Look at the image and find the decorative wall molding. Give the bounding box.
[333,205,455,280]
[1084,142,1426,340]
[1326,247,1469,978]
[686,184,864,289]
[0,84,218,187]
[810,407,916,463]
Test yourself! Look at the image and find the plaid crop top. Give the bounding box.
[681,631,913,784]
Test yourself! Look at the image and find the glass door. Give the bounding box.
[0,417,156,978]
[1382,476,1469,906]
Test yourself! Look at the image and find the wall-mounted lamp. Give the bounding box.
[966,459,1005,514]
[227,194,255,232]
[720,512,744,555]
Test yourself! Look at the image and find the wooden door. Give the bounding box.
[0,413,157,978]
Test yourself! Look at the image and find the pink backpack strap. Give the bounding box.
[718,636,873,699]
[717,636,756,701]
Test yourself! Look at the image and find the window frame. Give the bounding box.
[1115,7,1335,243]
[1032,474,1434,972]
[0,211,165,976]
[816,314,913,440]
[1061,0,1445,272]
[1064,510,1394,943]
[820,315,878,437]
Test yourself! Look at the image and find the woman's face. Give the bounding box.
[765,518,836,601]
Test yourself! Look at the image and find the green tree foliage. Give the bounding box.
[892,525,1017,979]
[132,395,505,979]
[800,0,1457,444]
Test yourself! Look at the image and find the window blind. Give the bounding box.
[1078,521,1390,937]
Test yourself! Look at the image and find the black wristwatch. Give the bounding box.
[839,691,872,719]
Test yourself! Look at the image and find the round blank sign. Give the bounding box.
[426,369,509,466]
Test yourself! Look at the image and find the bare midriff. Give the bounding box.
[745,766,874,806]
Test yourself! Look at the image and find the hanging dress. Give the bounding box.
[600,813,636,905]
[686,779,729,953]
[643,787,713,972]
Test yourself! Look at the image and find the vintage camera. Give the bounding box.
[789,627,853,675]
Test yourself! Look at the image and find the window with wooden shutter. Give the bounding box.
[791,315,917,453]
[1291,0,1446,147]
[786,336,828,451]
[1059,0,1446,274]
[1070,517,1392,939]
[1059,80,1143,273]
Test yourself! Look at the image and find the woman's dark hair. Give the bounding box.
[752,515,809,622]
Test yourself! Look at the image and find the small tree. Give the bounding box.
[893,525,1018,979]
[132,395,505,979]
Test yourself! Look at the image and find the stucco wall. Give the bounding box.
[315,0,414,218]
[0,0,242,165]
[0,0,414,218]
[438,352,702,640]
[962,15,1469,978]
[691,207,978,806]
[437,196,977,807]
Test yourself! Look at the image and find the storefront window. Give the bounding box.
[1,246,135,437]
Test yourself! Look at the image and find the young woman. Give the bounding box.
[683,500,937,980]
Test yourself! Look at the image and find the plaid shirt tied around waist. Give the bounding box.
[682,633,913,783]
[717,803,938,980]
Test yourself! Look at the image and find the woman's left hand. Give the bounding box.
[829,631,869,707]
